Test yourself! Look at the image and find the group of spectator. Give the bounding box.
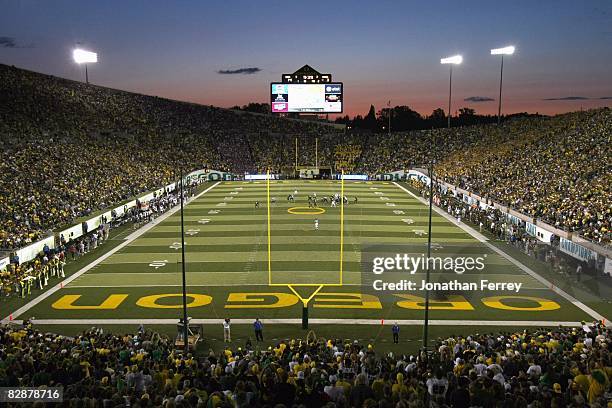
[1,63,609,253]
[0,188,187,300]
[409,178,603,280]
[433,110,611,246]
[0,64,341,250]
[0,320,609,407]
[362,109,610,245]
[334,145,363,173]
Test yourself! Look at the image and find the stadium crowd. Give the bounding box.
[0,320,609,407]
[0,64,340,250]
[432,109,611,246]
[1,64,610,253]
[408,178,605,281]
[0,188,189,300]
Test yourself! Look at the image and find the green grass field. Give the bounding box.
[11,178,605,344]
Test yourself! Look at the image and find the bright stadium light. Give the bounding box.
[440,55,463,65]
[491,45,515,55]
[440,55,462,128]
[73,48,98,63]
[491,46,516,124]
[72,48,97,84]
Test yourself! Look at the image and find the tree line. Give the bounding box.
[231,103,541,131]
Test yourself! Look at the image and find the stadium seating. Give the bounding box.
[1,64,609,252]
[0,321,609,407]
[0,64,340,250]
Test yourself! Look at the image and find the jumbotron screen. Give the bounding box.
[271,83,343,113]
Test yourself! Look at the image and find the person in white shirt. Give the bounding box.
[426,369,449,400]
[526,361,541,379]
[473,357,487,376]
[324,375,344,401]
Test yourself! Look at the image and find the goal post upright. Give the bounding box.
[266,168,272,285]
[340,170,344,285]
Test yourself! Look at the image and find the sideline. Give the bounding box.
[1,182,221,323]
[393,182,608,324]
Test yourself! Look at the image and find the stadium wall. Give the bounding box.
[0,169,233,270]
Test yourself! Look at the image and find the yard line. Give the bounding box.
[1,181,221,323]
[17,318,585,327]
[393,182,609,324]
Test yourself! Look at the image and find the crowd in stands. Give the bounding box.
[334,145,363,173]
[0,320,609,407]
[0,64,340,249]
[0,188,188,300]
[1,63,609,253]
[408,178,604,280]
[433,109,611,246]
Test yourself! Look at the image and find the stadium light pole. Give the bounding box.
[72,48,98,85]
[491,46,515,125]
[388,100,391,135]
[422,129,436,352]
[440,55,462,128]
[179,168,189,354]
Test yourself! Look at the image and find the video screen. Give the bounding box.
[271,83,342,113]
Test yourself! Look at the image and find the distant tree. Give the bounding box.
[335,115,351,125]
[363,105,378,131]
[242,102,271,114]
[385,105,424,131]
[458,107,476,117]
[457,107,478,126]
[352,114,364,130]
[426,108,447,128]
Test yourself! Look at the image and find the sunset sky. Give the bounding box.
[1,0,611,117]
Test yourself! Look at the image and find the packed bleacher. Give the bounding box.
[433,109,611,246]
[360,110,611,245]
[0,320,609,407]
[407,177,610,283]
[1,63,610,251]
[0,187,194,301]
[0,64,340,250]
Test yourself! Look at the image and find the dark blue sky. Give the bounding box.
[1,0,611,115]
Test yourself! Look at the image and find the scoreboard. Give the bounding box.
[271,83,343,113]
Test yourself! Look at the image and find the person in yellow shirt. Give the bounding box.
[392,372,408,400]
[587,368,608,404]
[335,373,352,399]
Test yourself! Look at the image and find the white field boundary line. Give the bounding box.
[1,181,221,323]
[393,182,609,324]
[11,318,584,327]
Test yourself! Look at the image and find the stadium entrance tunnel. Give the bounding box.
[287,206,326,215]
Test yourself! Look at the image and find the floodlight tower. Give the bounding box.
[491,46,515,125]
[440,55,462,128]
[73,48,98,84]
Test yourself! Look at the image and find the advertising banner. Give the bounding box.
[559,237,597,262]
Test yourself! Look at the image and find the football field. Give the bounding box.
[10,180,604,330]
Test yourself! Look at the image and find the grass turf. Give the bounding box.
[9,180,607,353]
